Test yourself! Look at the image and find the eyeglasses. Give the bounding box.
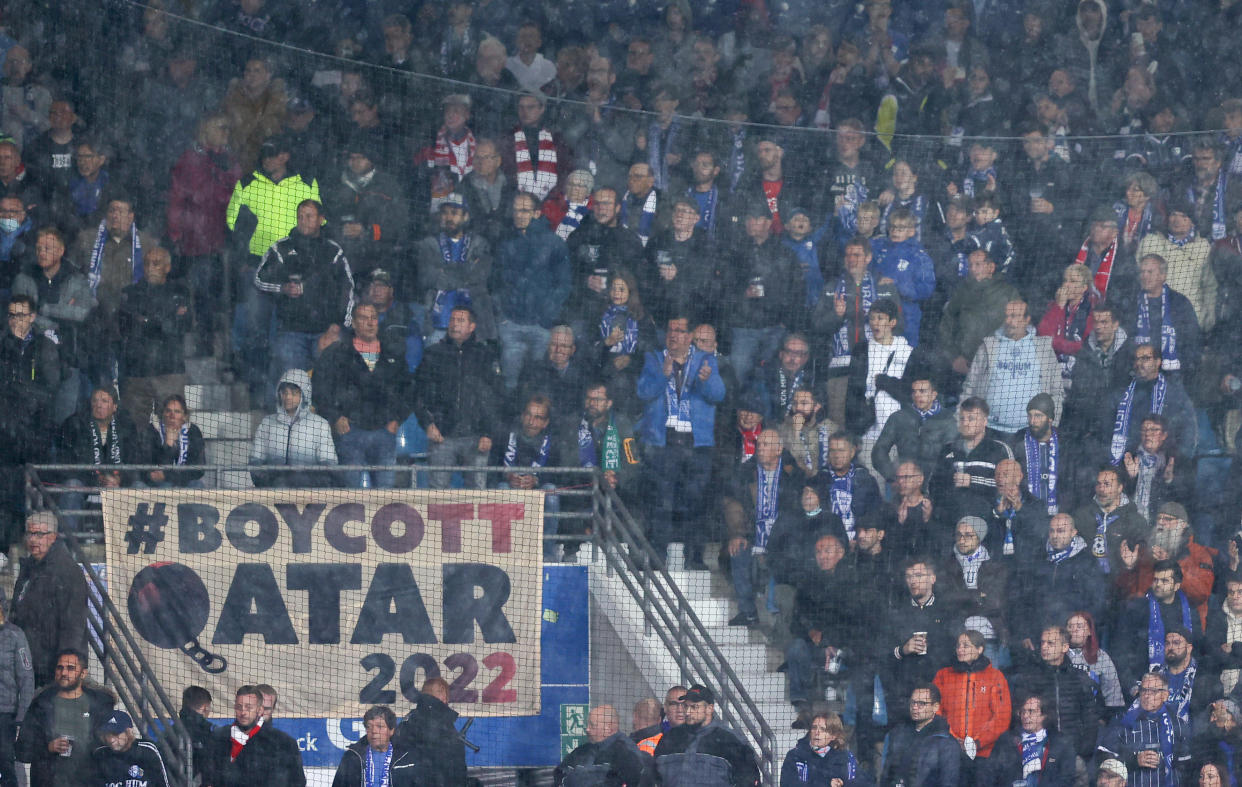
[7,311,33,318]
[909,699,934,706]
[25,529,53,538]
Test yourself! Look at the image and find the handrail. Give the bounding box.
[589,482,779,784]
[24,468,196,786]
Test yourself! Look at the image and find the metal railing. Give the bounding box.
[24,463,777,784]
[588,483,779,784]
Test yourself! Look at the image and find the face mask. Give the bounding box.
[0,218,20,234]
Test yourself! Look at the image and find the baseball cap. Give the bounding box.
[99,710,134,734]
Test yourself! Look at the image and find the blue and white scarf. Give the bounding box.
[1185,174,1229,241]
[600,304,638,355]
[1020,729,1047,778]
[955,545,989,589]
[1047,534,1087,564]
[1167,228,1197,248]
[364,743,392,787]
[647,119,682,191]
[1111,375,1166,463]
[776,369,805,415]
[158,423,191,466]
[728,131,747,192]
[881,194,927,240]
[962,167,996,199]
[829,466,857,540]
[664,348,696,432]
[834,181,869,237]
[431,233,471,329]
[831,274,875,362]
[916,400,941,421]
[754,459,782,550]
[1024,429,1059,514]
[1147,589,1193,671]
[620,189,658,246]
[689,186,718,237]
[1166,659,1197,722]
[503,430,551,468]
[88,219,143,295]
[555,202,589,240]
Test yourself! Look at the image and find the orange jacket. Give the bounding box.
[933,659,1012,757]
[1179,535,1218,626]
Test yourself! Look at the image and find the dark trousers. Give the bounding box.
[645,441,712,560]
[0,710,16,785]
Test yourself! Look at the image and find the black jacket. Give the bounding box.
[0,328,60,448]
[978,729,1076,787]
[641,229,721,328]
[203,721,306,787]
[391,691,467,787]
[179,706,215,779]
[143,423,206,486]
[564,217,645,323]
[414,335,503,439]
[554,730,649,787]
[1004,659,1102,758]
[254,231,355,334]
[780,737,865,787]
[652,719,760,787]
[16,682,115,787]
[9,538,88,686]
[884,594,965,709]
[723,236,803,331]
[91,739,169,787]
[871,403,956,483]
[117,279,191,378]
[313,329,411,430]
[879,715,961,787]
[331,739,422,787]
[56,410,147,487]
[1007,545,1106,644]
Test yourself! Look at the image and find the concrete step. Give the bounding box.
[214,470,253,489]
[205,439,250,465]
[184,383,232,411]
[194,411,259,440]
[185,357,223,384]
[683,596,732,627]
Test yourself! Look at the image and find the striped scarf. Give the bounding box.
[88,220,143,295]
[1076,236,1117,298]
[514,128,558,200]
[620,189,658,246]
[556,202,589,240]
[432,128,476,177]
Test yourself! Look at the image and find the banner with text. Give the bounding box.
[102,489,544,718]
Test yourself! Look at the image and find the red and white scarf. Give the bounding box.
[432,128,476,178]
[1077,237,1118,298]
[229,717,264,762]
[514,128,558,200]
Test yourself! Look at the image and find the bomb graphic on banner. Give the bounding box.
[127,562,228,674]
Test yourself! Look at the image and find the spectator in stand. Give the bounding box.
[1181,141,1242,243]
[651,684,760,787]
[89,710,169,787]
[392,677,467,787]
[414,307,502,490]
[941,518,1010,651]
[0,600,31,785]
[1012,395,1072,517]
[1009,513,1105,652]
[166,113,241,354]
[968,193,1016,279]
[494,191,570,390]
[963,297,1062,437]
[1120,415,1193,525]
[1096,671,1191,786]
[56,386,144,504]
[248,369,338,488]
[313,302,410,489]
[544,169,591,243]
[843,297,910,464]
[516,326,589,422]
[494,394,562,559]
[879,684,962,786]
[221,57,287,173]
[24,99,79,196]
[563,187,644,341]
[939,247,1021,387]
[1063,304,1133,489]
[721,429,801,627]
[778,387,838,480]
[1114,172,1163,265]
[1037,263,1097,384]
[591,270,655,415]
[1137,203,1215,333]
[980,693,1077,786]
[1075,206,1131,306]
[414,195,496,344]
[819,433,881,545]
[561,55,637,191]
[885,558,964,714]
[1115,559,1203,695]
[1130,253,1202,379]
[1107,343,1197,466]
[331,705,421,787]
[930,397,1015,520]
[1065,611,1125,713]
[753,332,817,425]
[1007,624,1102,765]
[986,459,1052,565]
[142,395,204,489]
[1148,504,1217,623]
[0,141,40,219]
[501,91,569,203]
[323,135,410,284]
[555,704,648,787]
[780,711,865,787]
[461,138,516,248]
[933,628,1012,762]
[203,685,305,787]
[725,200,802,385]
[872,376,955,485]
[1207,574,1242,697]
[225,135,320,398]
[15,648,114,787]
[638,314,725,565]
[116,246,189,428]
[362,271,421,373]
[643,197,718,330]
[868,207,935,347]
[0,195,35,295]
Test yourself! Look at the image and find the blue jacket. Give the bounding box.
[495,217,571,327]
[637,346,726,447]
[869,237,936,346]
[780,737,865,786]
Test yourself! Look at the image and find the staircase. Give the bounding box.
[182,342,259,488]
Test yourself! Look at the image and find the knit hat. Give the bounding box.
[958,515,988,541]
[1090,204,1118,226]
[1157,502,1189,523]
[1026,393,1056,419]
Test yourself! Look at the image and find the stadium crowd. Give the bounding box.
[2,0,1242,783]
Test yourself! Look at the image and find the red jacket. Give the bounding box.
[933,658,1012,757]
[167,144,242,257]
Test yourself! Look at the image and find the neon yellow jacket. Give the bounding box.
[225,170,320,257]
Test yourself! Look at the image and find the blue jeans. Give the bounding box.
[785,637,827,704]
[232,263,274,392]
[498,321,550,390]
[336,428,397,488]
[731,547,759,618]
[729,326,783,386]
[271,330,319,383]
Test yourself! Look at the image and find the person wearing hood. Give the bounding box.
[312,302,410,488]
[868,207,935,347]
[878,684,962,787]
[392,678,466,787]
[933,628,1012,762]
[651,684,760,787]
[962,297,1062,436]
[554,704,649,787]
[1051,0,1121,117]
[938,247,1020,384]
[331,706,421,787]
[780,710,866,786]
[248,368,338,488]
[1008,514,1105,652]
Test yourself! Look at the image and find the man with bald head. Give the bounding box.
[11,512,87,686]
[664,685,687,728]
[555,704,648,786]
[984,458,1050,562]
[631,697,664,755]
